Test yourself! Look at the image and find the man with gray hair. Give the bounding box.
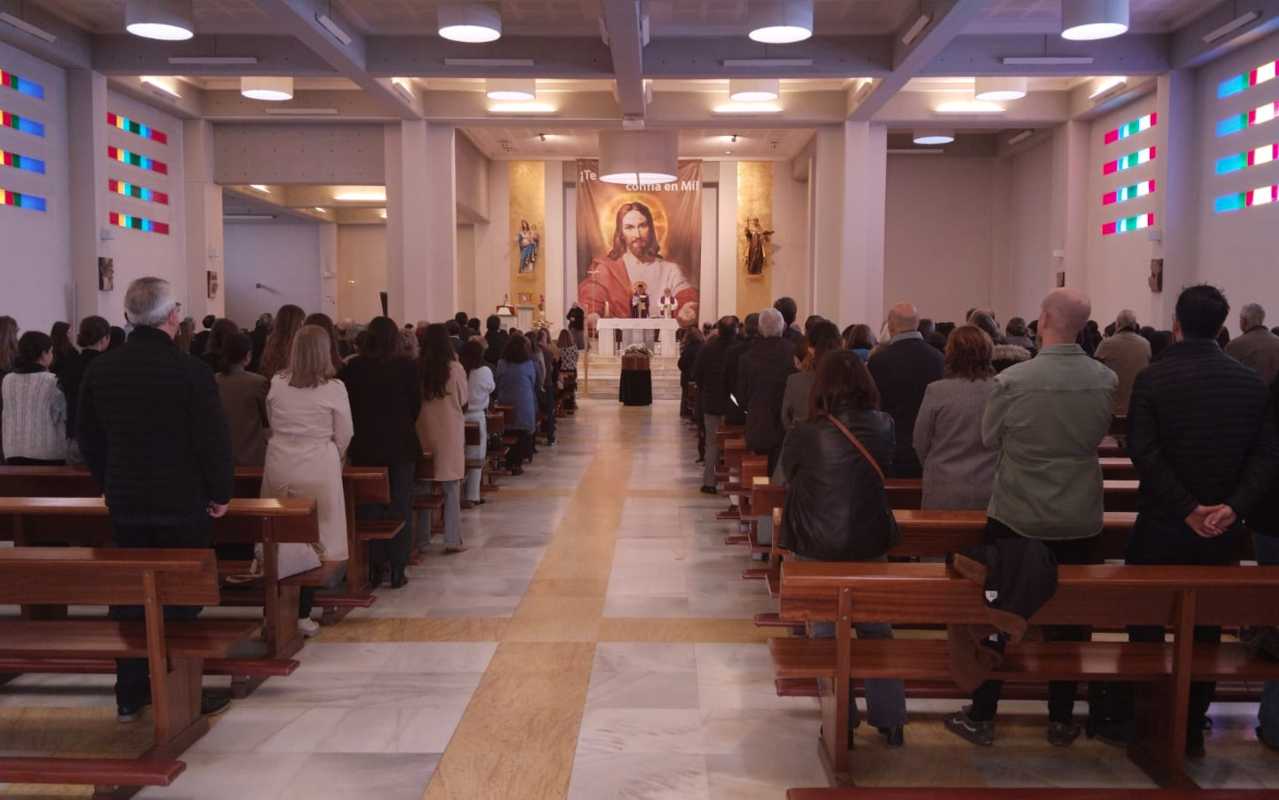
[78,277,234,723]
[737,307,796,472]
[945,288,1116,749]
[1227,302,1279,385]
[1094,308,1151,414]
[868,303,944,477]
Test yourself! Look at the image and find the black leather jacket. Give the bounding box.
[779,405,898,562]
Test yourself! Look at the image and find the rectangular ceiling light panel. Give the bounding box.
[1101,212,1154,236]
[107,112,168,144]
[1215,184,1278,213]
[0,68,43,99]
[1104,113,1156,144]
[1102,146,1155,175]
[1219,58,1278,99]
[107,146,168,174]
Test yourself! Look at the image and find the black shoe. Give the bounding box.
[117,695,152,723]
[877,725,905,747]
[1086,718,1132,747]
[368,566,385,590]
[700,485,717,495]
[944,707,994,747]
[201,692,232,717]
[389,567,407,589]
[1257,726,1279,751]
[1047,721,1082,747]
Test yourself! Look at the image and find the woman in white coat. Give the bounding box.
[261,324,354,636]
[460,338,494,507]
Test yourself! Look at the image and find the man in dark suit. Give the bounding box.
[773,296,804,348]
[1115,284,1277,757]
[484,314,509,365]
[738,308,796,473]
[722,312,759,428]
[78,277,235,722]
[868,303,944,477]
[693,316,738,493]
[190,314,215,358]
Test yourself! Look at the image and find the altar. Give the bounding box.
[593,318,681,359]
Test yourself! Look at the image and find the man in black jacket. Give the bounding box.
[78,277,235,722]
[1121,284,1277,756]
[722,312,759,428]
[773,296,804,348]
[868,303,944,477]
[484,314,509,365]
[738,308,796,473]
[693,316,738,492]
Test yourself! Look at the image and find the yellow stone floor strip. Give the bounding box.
[423,410,634,800]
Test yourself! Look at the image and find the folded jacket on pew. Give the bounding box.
[946,537,1058,691]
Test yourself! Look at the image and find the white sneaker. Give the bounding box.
[298,618,321,638]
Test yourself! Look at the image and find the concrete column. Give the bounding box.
[1151,69,1198,327]
[318,221,338,318]
[1050,120,1091,292]
[385,121,457,324]
[183,119,224,320]
[543,162,564,329]
[67,69,109,322]
[716,161,737,318]
[837,121,888,330]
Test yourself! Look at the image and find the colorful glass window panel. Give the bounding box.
[109,211,169,235]
[1102,147,1156,175]
[108,179,168,205]
[1101,213,1154,236]
[1104,113,1157,144]
[0,108,43,137]
[1215,184,1279,214]
[1219,59,1278,99]
[1216,143,1279,174]
[0,187,46,211]
[106,146,167,174]
[0,69,44,99]
[107,112,168,144]
[0,148,45,174]
[1103,180,1155,206]
[1217,101,1279,136]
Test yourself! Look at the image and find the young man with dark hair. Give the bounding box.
[773,296,803,346]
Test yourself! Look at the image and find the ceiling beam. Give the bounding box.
[251,0,422,120]
[92,35,336,77]
[643,36,891,79]
[601,0,646,119]
[367,36,614,79]
[202,89,400,121]
[849,0,987,121]
[0,0,91,69]
[1170,0,1279,69]
[921,34,1170,77]
[872,89,1072,128]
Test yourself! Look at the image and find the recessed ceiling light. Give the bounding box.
[486,78,535,101]
[313,207,327,213]
[1089,76,1127,99]
[241,76,294,102]
[748,0,813,44]
[934,99,1005,114]
[488,102,556,113]
[1061,0,1129,41]
[913,130,955,145]
[334,189,387,202]
[974,76,1027,102]
[140,75,182,98]
[126,0,194,41]
[438,4,502,43]
[249,184,270,193]
[729,78,780,103]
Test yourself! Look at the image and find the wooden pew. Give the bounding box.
[0,496,317,664]
[771,560,1279,788]
[787,790,1269,800]
[882,479,1140,513]
[0,547,259,794]
[485,410,507,489]
[1101,457,1138,480]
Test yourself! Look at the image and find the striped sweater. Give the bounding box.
[1,371,67,461]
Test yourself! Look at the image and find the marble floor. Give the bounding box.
[3,395,1279,798]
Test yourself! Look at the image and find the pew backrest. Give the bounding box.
[0,547,219,607]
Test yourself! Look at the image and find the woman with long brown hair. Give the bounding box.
[257,304,306,377]
[913,324,998,510]
[260,325,353,635]
[781,319,842,430]
[779,349,905,747]
[304,312,345,373]
[416,323,468,553]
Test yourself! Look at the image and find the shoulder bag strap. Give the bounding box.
[821,413,887,484]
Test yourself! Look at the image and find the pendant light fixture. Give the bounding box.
[729,78,781,102]
[241,76,294,102]
[974,76,1028,102]
[486,78,536,101]
[598,130,679,185]
[1061,0,1129,41]
[125,0,195,41]
[438,4,502,43]
[913,130,955,145]
[748,0,813,44]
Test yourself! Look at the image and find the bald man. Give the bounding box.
[867,303,944,477]
[945,288,1116,749]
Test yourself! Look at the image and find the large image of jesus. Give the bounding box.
[578,201,698,324]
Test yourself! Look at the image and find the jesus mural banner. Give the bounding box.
[575,159,701,325]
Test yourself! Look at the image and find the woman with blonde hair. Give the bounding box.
[257,304,306,378]
[260,324,353,635]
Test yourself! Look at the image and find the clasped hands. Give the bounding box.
[1184,504,1237,538]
